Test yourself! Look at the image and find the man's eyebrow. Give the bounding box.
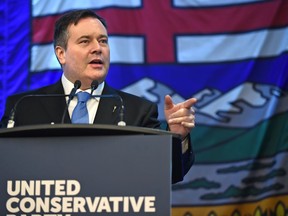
[98,34,108,38]
[76,35,90,41]
[77,34,108,40]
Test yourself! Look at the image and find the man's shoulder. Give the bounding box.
[7,81,62,100]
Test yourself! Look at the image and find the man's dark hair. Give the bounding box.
[53,9,107,49]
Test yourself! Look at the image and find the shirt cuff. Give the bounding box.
[181,136,189,154]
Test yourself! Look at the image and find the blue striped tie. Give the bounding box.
[71,92,91,124]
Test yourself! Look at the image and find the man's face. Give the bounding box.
[56,17,110,89]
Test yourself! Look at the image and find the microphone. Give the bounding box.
[61,80,81,123]
[7,94,70,128]
[90,81,126,127]
[90,80,99,95]
[116,96,126,126]
[6,80,126,128]
[7,80,81,128]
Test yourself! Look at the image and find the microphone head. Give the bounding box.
[91,80,99,91]
[74,80,81,89]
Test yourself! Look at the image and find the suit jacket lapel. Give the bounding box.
[94,84,120,125]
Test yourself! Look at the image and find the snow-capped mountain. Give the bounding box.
[122,78,288,128]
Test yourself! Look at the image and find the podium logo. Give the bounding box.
[6,180,156,215]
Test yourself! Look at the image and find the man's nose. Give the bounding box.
[91,41,101,53]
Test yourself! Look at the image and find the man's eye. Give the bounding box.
[80,40,89,44]
[99,39,108,44]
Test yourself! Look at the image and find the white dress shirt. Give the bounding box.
[61,75,104,124]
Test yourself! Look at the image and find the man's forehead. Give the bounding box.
[68,18,107,34]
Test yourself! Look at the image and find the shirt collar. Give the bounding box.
[61,74,105,101]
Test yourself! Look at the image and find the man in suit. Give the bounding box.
[1,9,197,183]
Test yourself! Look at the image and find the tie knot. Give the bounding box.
[77,92,91,103]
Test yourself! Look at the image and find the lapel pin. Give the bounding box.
[113,106,117,112]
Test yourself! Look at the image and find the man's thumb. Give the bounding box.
[164,95,174,110]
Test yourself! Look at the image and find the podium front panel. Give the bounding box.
[0,135,171,215]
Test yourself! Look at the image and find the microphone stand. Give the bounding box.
[7,94,72,128]
[61,80,81,124]
[90,94,126,127]
[90,80,125,126]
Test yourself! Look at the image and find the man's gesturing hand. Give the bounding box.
[164,95,197,139]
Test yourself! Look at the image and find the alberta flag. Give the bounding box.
[1,0,288,215]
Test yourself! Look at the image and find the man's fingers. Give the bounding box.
[168,106,195,119]
[181,121,195,129]
[165,96,197,111]
[168,114,195,125]
[182,97,197,109]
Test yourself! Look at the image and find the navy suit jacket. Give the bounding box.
[1,80,194,183]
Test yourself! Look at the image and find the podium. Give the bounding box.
[0,124,183,215]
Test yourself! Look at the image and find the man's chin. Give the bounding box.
[88,74,106,84]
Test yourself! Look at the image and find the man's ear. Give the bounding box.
[55,46,65,64]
